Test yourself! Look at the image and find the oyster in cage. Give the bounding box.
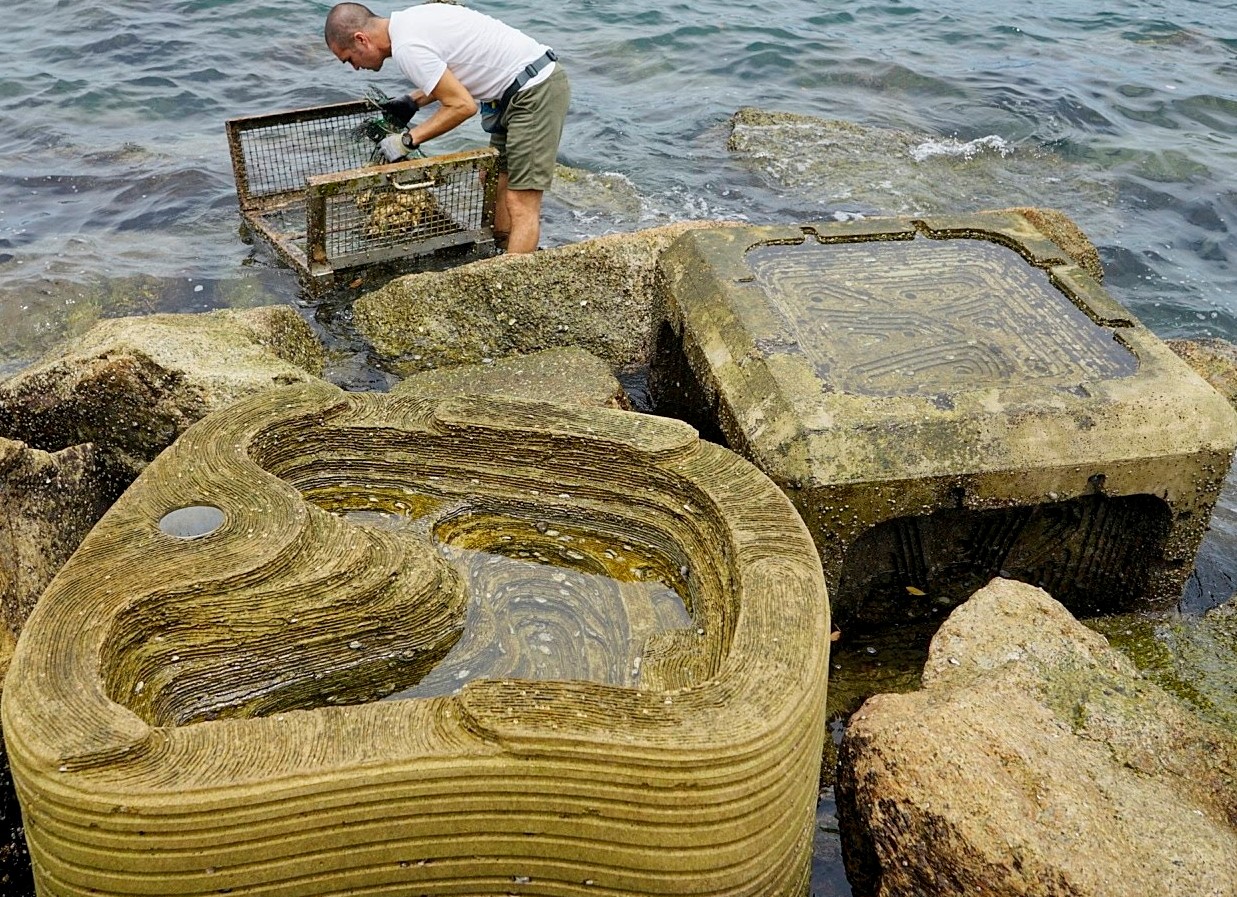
[356,186,442,238]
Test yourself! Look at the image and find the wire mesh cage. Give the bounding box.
[226,101,498,290]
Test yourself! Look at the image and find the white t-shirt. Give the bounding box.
[388,5,554,102]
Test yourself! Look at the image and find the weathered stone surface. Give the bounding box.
[353,221,741,375]
[2,381,830,896]
[836,577,1237,897]
[0,305,326,479]
[0,438,118,647]
[1169,336,1237,407]
[391,346,631,409]
[655,212,1237,624]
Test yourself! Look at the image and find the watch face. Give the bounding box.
[401,132,415,149]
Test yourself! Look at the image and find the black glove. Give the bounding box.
[380,95,419,127]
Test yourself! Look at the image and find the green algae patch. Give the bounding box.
[1088,605,1237,731]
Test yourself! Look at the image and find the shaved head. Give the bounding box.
[325,3,378,49]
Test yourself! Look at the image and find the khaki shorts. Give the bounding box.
[490,65,570,192]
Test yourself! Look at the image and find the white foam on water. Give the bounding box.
[909,134,1013,163]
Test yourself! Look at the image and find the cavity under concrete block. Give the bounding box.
[655,211,1237,627]
[1,381,829,897]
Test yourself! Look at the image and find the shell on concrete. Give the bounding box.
[2,381,830,897]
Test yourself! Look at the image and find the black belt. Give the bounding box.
[497,49,558,110]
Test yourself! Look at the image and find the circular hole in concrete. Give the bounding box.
[159,505,225,539]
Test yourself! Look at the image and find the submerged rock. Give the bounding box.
[1088,599,1237,732]
[549,163,645,223]
[726,106,1116,221]
[837,577,1237,897]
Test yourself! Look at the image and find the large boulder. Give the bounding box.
[0,439,117,648]
[0,305,326,480]
[837,577,1237,897]
[0,305,327,648]
[353,221,740,375]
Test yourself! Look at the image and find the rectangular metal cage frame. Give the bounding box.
[226,101,498,289]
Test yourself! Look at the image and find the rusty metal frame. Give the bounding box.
[226,102,498,291]
[226,101,372,212]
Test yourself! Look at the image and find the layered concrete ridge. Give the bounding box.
[656,211,1237,626]
[1,381,829,897]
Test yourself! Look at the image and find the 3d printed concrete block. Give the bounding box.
[655,211,1237,626]
[2,381,829,896]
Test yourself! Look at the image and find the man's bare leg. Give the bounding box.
[493,171,511,250]
[504,187,543,254]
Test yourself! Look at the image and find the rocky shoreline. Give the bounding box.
[3,112,1237,896]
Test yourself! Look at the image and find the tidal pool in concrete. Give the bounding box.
[333,504,696,698]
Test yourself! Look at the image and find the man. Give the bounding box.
[324,2,569,254]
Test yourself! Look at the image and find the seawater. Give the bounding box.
[1,0,1233,371]
[2,1,1235,894]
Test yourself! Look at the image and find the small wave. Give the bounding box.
[909,135,1013,163]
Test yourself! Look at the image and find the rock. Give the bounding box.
[726,107,1117,223]
[549,164,645,223]
[0,305,326,480]
[353,221,741,375]
[391,347,632,409]
[0,439,118,648]
[1168,337,1237,407]
[836,577,1237,897]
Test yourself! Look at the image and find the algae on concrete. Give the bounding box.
[3,381,830,897]
[655,211,1237,626]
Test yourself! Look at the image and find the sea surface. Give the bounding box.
[2,0,1236,894]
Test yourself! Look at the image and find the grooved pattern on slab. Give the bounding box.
[745,238,1135,396]
[2,382,830,897]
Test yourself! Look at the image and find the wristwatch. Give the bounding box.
[401,131,418,151]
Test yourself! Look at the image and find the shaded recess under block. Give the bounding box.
[1,381,829,897]
[654,211,1237,628]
